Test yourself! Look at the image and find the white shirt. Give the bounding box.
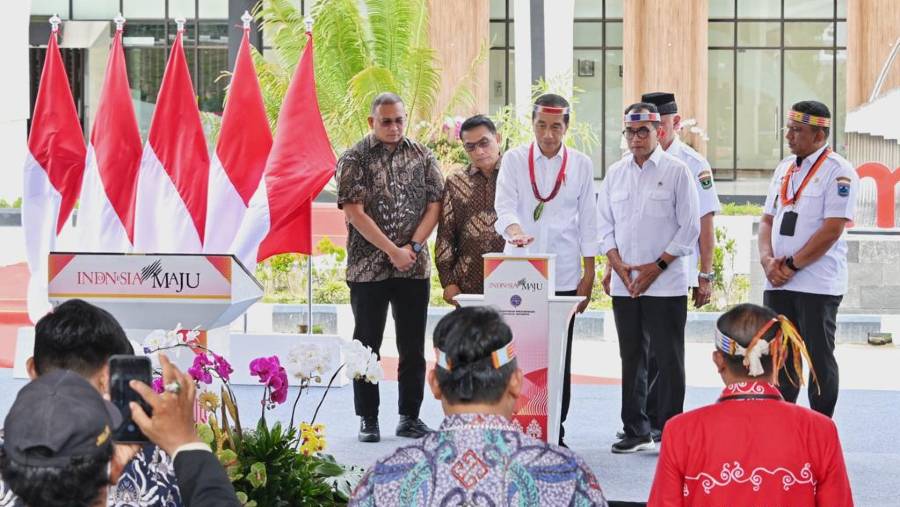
[597,145,700,297]
[665,136,722,285]
[494,143,601,291]
[763,144,858,296]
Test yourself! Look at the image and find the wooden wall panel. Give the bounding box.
[623,0,708,153]
[847,0,900,110]
[427,0,489,119]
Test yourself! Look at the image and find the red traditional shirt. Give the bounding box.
[648,381,853,507]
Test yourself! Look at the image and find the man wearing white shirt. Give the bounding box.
[758,100,858,418]
[639,92,721,439]
[494,93,600,446]
[597,102,699,453]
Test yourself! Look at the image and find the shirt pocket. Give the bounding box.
[645,189,674,218]
[798,183,825,217]
[610,191,630,221]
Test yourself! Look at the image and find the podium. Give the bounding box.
[455,254,582,444]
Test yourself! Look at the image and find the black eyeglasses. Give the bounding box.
[623,127,652,140]
[463,137,492,152]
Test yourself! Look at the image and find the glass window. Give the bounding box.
[490,0,506,18]
[737,0,780,18]
[605,21,623,47]
[32,0,69,17]
[709,0,735,18]
[603,49,624,175]
[124,21,166,47]
[737,22,780,46]
[837,0,847,18]
[125,47,167,136]
[783,50,834,131]
[709,22,734,46]
[574,49,603,173]
[836,22,847,46]
[123,0,165,19]
[736,49,781,170]
[490,21,507,47]
[574,22,602,47]
[708,50,734,170]
[488,49,514,115]
[73,0,119,19]
[198,48,228,113]
[574,0,603,18]
[199,0,229,19]
[199,21,229,46]
[785,22,834,47]
[606,0,623,18]
[785,0,834,18]
[835,49,847,152]
[169,0,197,20]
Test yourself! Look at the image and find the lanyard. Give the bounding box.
[779,147,830,207]
[528,143,567,203]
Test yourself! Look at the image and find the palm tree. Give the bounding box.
[255,0,478,152]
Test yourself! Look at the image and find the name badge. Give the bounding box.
[779,211,798,237]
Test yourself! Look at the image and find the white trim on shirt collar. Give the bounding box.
[532,142,565,162]
[796,144,829,169]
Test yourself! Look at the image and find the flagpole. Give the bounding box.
[305,15,314,337]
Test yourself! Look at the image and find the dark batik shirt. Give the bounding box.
[349,413,608,506]
[337,134,444,282]
[435,159,506,294]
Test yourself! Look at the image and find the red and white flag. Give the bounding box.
[78,21,141,252]
[23,20,86,321]
[231,30,335,268]
[203,23,272,254]
[133,24,209,253]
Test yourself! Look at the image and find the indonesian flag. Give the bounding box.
[203,26,271,254]
[231,30,335,268]
[78,24,141,252]
[133,26,209,253]
[23,24,86,321]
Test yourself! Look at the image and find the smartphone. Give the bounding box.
[109,355,152,443]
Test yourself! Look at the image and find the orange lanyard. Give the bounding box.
[779,148,830,207]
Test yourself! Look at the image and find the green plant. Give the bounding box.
[706,226,750,311]
[256,0,479,153]
[720,202,763,216]
[0,197,22,209]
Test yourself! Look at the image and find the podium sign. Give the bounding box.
[483,253,556,441]
[47,252,263,330]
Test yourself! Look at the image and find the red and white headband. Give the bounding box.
[434,342,517,371]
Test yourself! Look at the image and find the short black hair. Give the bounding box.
[459,114,497,140]
[532,93,571,125]
[791,100,831,138]
[33,299,133,377]
[716,303,779,375]
[370,92,404,115]
[0,446,112,507]
[433,307,516,404]
[624,102,661,128]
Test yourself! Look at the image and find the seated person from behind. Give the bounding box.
[350,306,608,506]
[648,303,853,507]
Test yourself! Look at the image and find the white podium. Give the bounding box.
[455,254,582,444]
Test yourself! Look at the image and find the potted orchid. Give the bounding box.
[143,327,380,505]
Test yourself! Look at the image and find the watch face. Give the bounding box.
[412,242,423,253]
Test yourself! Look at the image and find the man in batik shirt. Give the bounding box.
[648,303,853,506]
[350,307,607,506]
[435,115,506,304]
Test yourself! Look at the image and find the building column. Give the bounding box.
[847,0,900,109]
[513,0,575,117]
[623,0,708,153]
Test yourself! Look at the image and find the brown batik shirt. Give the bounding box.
[435,158,506,294]
[336,134,444,282]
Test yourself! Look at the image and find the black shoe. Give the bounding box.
[396,416,432,438]
[651,429,662,443]
[358,416,380,443]
[611,434,655,454]
[558,439,569,448]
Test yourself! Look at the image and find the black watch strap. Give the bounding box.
[655,257,668,271]
[785,256,800,271]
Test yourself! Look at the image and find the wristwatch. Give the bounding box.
[655,258,668,271]
[785,256,800,272]
[410,241,424,254]
[698,272,715,282]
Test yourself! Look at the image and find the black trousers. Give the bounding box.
[557,289,577,442]
[763,290,842,417]
[612,295,687,437]
[348,278,430,418]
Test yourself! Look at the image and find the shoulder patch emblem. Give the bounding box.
[698,170,713,190]
[836,176,851,197]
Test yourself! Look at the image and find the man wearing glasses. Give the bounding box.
[435,115,506,306]
[337,92,444,443]
[758,100,858,418]
[494,94,601,446]
[597,102,699,454]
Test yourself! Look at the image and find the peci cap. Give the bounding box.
[641,92,678,115]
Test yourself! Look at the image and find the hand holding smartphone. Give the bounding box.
[109,355,153,443]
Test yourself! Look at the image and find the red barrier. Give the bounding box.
[857,162,900,229]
